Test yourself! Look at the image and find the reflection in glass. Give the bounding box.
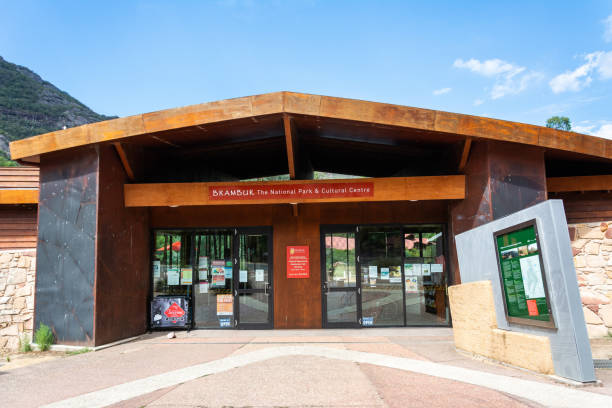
[238,234,268,290]
[152,230,192,297]
[239,293,269,323]
[325,232,356,287]
[404,227,448,326]
[326,291,358,323]
[192,230,234,328]
[360,227,404,326]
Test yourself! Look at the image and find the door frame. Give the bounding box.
[320,225,361,328]
[234,226,274,329]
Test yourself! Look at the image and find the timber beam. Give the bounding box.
[124,175,466,207]
[547,175,612,193]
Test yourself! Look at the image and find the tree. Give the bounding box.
[546,116,571,131]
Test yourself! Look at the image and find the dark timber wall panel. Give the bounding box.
[151,200,449,329]
[94,146,150,346]
[449,141,547,284]
[35,147,98,346]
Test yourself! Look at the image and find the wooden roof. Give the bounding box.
[9,91,612,163]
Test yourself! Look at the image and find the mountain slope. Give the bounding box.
[0,56,115,164]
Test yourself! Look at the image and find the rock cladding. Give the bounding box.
[570,221,612,338]
[0,250,35,351]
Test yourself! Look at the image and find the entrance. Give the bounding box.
[152,227,273,329]
[321,224,449,328]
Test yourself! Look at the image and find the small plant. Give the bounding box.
[6,356,10,362]
[34,323,54,351]
[19,335,32,353]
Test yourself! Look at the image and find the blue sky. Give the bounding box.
[2,1,612,138]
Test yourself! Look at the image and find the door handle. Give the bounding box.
[358,287,361,295]
[264,282,270,296]
[234,289,238,297]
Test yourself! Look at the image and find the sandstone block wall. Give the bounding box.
[0,250,36,352]
[570,221,612,338]
[448,280,555,375]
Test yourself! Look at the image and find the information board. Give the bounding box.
[494,221,555,328]
[287,246,310,278]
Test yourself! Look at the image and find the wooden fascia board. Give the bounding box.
[547,175,612,193]
[0,189,38,204]
[124,175,466,207]
[10,91,612,161]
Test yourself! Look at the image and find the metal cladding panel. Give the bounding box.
[34,147,98,345]
[455,200,595,383]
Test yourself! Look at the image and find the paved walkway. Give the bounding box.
[1,328,611,407]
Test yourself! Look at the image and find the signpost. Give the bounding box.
[494,220,555,328]
[287,246,309,278]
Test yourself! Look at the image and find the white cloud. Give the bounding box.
[473,99,484,106]
[573,121,612,140]
[453,58,521,76]
[550,51,612,93]
[433,87,451,95]
[454,58,541,99]
[604,14,612,42]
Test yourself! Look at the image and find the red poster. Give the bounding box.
[209,182,374,201]
[287,246,310,278]
[526,299,539,316]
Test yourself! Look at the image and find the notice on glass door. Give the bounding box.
[380,267,390,280]
[217,294,233,315]
[167,268,180,286]
[239,270,248,283]
[256,269,265,282]
[181,267,193,285]
[199,281,209,293]
[287,246,310,278]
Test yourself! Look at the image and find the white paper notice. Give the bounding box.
[153,261,161,278]
[167,269,180,285]
[422,264,431,276]
[256,269,265,282]
[199,282,209,293]
[431,264,443,273]
[368,265,378,277]
[413,264,422,276]
[239,270,248,283]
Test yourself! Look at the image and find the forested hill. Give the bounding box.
[0,56,115,165]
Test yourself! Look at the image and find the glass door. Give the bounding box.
[321,227,360,328]
[234,227,273,329]
[359,226,405,327]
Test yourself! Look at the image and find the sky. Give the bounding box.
[2,1,612,138]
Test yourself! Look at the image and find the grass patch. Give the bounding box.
[19,335,32,353]
[65,348,91,356]
[34,323,54,351]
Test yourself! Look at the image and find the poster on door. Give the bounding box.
[287,246,309,278]
[216,294,233,316]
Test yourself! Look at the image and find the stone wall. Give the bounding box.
[570,221,612,338]
[0,250,35,351]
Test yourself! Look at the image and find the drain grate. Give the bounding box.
[593,359,612,369]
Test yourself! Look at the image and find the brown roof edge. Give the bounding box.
[9,91,612,161]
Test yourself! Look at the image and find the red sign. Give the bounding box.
[287,246,310,278]
[209,182,374,201]
[526,299,539,316]
[164,302,186,323]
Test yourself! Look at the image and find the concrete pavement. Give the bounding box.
[1,328,611,407]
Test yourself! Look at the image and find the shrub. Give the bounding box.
[19,334,32,353]
[34,323,54,351]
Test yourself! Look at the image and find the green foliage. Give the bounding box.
[66,348,91,356]
[546,116,571,131]
[19,335,32,353]
[34,323,54,351]
[0,150,18,166]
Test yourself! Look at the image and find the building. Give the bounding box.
[6,91,612,348]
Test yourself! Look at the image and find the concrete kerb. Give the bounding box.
[40,346,612,408]
[31,335,142,353]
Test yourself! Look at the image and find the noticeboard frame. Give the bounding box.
[493,219,556,330]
